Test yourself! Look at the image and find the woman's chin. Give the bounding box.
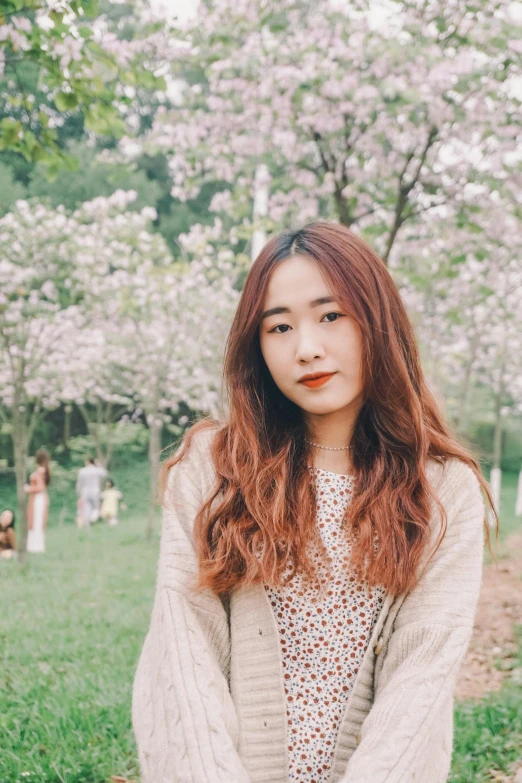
[295,392,363,417]
[299,401,346,416]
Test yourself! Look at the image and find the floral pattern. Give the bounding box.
[264,467,386,783]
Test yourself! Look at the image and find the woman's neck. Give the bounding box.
[305,405,361,475]
[309,449,354,476]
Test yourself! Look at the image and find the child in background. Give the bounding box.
[100,479,125,526]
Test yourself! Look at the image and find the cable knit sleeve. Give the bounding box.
[132,433,251,783]
[340,461,485,783]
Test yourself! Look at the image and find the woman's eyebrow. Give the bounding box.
[261,296,336,320]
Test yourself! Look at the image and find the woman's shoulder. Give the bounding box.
[166,419,221,496]
[426,456,482,497]
[426,456,485,534]
[161,422,222,536]
[188,419,221,457]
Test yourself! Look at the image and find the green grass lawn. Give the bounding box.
[451,672,522,782]
[1,464,521,782]
[450,626,522,782]
[0,514,158,783]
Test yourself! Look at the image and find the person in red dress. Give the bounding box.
[25,448,51,553]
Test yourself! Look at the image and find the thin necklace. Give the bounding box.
[305,438,350,452]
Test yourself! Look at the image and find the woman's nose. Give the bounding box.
[295,328,325,363]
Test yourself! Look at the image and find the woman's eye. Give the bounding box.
[268,313,343,333]
[321,312,343,323]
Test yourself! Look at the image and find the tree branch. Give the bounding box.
[383,126,439,262]
[312,130,334,174]
[11,62,36,129]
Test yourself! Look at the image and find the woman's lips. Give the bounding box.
[300,373,335,389]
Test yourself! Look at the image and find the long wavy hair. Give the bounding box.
[164,221,496,596]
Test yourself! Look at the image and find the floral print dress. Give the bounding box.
[264,467,386,783]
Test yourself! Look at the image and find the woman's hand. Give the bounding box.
[23,484,30,493]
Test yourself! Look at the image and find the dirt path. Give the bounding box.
[454,530,522,781]
[456,530,522,701]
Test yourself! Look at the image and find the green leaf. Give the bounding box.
[61,153,80,173]
[84,105,126,136]
[0,118,23,146]
[54,91,80,112]
[121,69,137,87]
[70,0,99,19]
[7,94,23,108]
[30,144,47,163]
[23,129,37,152]
[38,110,50,129]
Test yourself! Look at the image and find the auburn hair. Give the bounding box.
[35,448,51,486]
[163,221,496,596]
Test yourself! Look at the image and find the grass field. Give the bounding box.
[452,663,522,782]
[0,514,158,783]
[1,463,521,782]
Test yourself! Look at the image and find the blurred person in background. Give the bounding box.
[100,479,125,526]
[0,509,16,560]
[76,458,107,527]
[25,448,51,554]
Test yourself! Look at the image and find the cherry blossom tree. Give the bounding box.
[397,198,522,520]
[0,186,243,548]
[110,227,240,535]
[0,191,163,555]
[142,0,521,262]
[58,326,135,467]
[473,262,522,521]
[0,0,171,170]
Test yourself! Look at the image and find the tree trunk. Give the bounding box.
[63,403,72,449]
[382,214,404,265]
[146,416,163,538]
[515,465,522,517]
[12,416,29,566]
[492,391,503,473]
[333,187,354,228]
[251,163,270,262]
[454,333,479,432]
[489,364,505,526]
[95,401,104,464]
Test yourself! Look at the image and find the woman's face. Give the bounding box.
[259,254,365,420]
[0,510,13,528]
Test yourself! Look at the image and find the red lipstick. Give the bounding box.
[298,372,336,389]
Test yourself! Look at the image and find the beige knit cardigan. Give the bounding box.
[132,428,485,783]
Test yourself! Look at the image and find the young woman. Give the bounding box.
[133,222,495,783]
[25,448,51,554]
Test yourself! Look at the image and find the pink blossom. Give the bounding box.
[53,35,83,67]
